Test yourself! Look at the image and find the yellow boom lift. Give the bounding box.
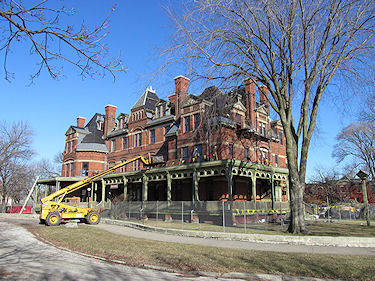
[40,154,156,226]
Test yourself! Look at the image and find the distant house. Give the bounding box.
[305,176,375,204]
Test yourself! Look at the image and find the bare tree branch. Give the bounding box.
[0,0,125,82]
[164,0,375,233]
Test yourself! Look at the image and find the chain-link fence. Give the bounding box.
[105,200,290,233]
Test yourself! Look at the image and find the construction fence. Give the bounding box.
[304,202,375,220]
[103,200,290,232]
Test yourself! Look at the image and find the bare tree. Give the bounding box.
[333,121,375,180]
[53,151,63,166]
[0,121,33,167]
[307,167,346,204]
[0,121,34,211]
[361,92,375,122]
[35,158,60,178]
[0,0,124,81]
[165,0,375,233]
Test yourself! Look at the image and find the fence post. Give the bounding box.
[181,201,184,230]
[243,201,246,233]
[156,200,159,227]
[222,200,226,233]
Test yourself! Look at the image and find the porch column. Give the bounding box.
[226,165,233,202]
[271,172,275,210]
[142,174,148,202]
[123,176,128,201]
[90,182,94,203]
[44,185,48,197]
[192,169,200,202]
[286,177,290,201]
[101,179,106,203]
[166,172,172,201]
[251,173,257,203]
[93,182,97,202]
[56,180,60,191]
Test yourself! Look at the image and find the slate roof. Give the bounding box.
[76,143,108,153]
[131,88,159,111]
[146,115,175,128]
[80,113,105,145]
[165,124,178,137]
[106,128,128,138]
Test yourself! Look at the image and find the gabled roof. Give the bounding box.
[255,104,269,115]
[65,126,89,136]
[181,95,200,108]
[131,87,159,111]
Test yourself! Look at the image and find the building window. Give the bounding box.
[70,163,74,176]
[134,159,141,171]
[236,113,242,126]
[111,140,116,152]
[196,144,202,156]
[279,131,283,145]
[135,132,142,147]
[182,147,189,162]
[163,105,166,116]
[165,147,169,162]
[123,137,127,149]
[72,140,75,150]
[66,163,69,177]
[229,144,234,158]
[275,155,279,166]
[259,123,266,136]
[82,162,89,176]
[185,116,191,132]
[194,113,200,129]
[150,129,155,144]
[244,147,249,160]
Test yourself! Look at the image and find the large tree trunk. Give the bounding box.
[287,176,307,233]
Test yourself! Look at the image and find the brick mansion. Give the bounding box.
[39,75,289,206]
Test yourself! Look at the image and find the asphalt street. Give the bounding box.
[0,219,239,281]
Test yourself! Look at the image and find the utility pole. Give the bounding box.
[356,170,370,227]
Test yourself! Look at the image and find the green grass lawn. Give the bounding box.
[125,218,375,237]
[30,224,375,280]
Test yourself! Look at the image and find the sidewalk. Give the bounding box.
[99,218,375,255]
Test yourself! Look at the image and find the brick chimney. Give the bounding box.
[259,85,270,114]
[174,75,189,116]
[244,78,256,128]
[104,104,117,137]
[76,117,86,128]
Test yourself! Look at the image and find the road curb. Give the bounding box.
[101,218,375,248]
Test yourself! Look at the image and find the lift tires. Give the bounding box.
[45,212,61,226]
[86,211,100,225]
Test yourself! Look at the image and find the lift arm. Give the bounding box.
[41,154,153,204]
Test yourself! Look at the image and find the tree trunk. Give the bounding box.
[287,176,307,234]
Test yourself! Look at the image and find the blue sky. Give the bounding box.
[0,0,361,181]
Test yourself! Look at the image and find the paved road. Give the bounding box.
[0,219,239,281]
[95,223,375,256]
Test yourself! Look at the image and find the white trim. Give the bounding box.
[173,75,190,81]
